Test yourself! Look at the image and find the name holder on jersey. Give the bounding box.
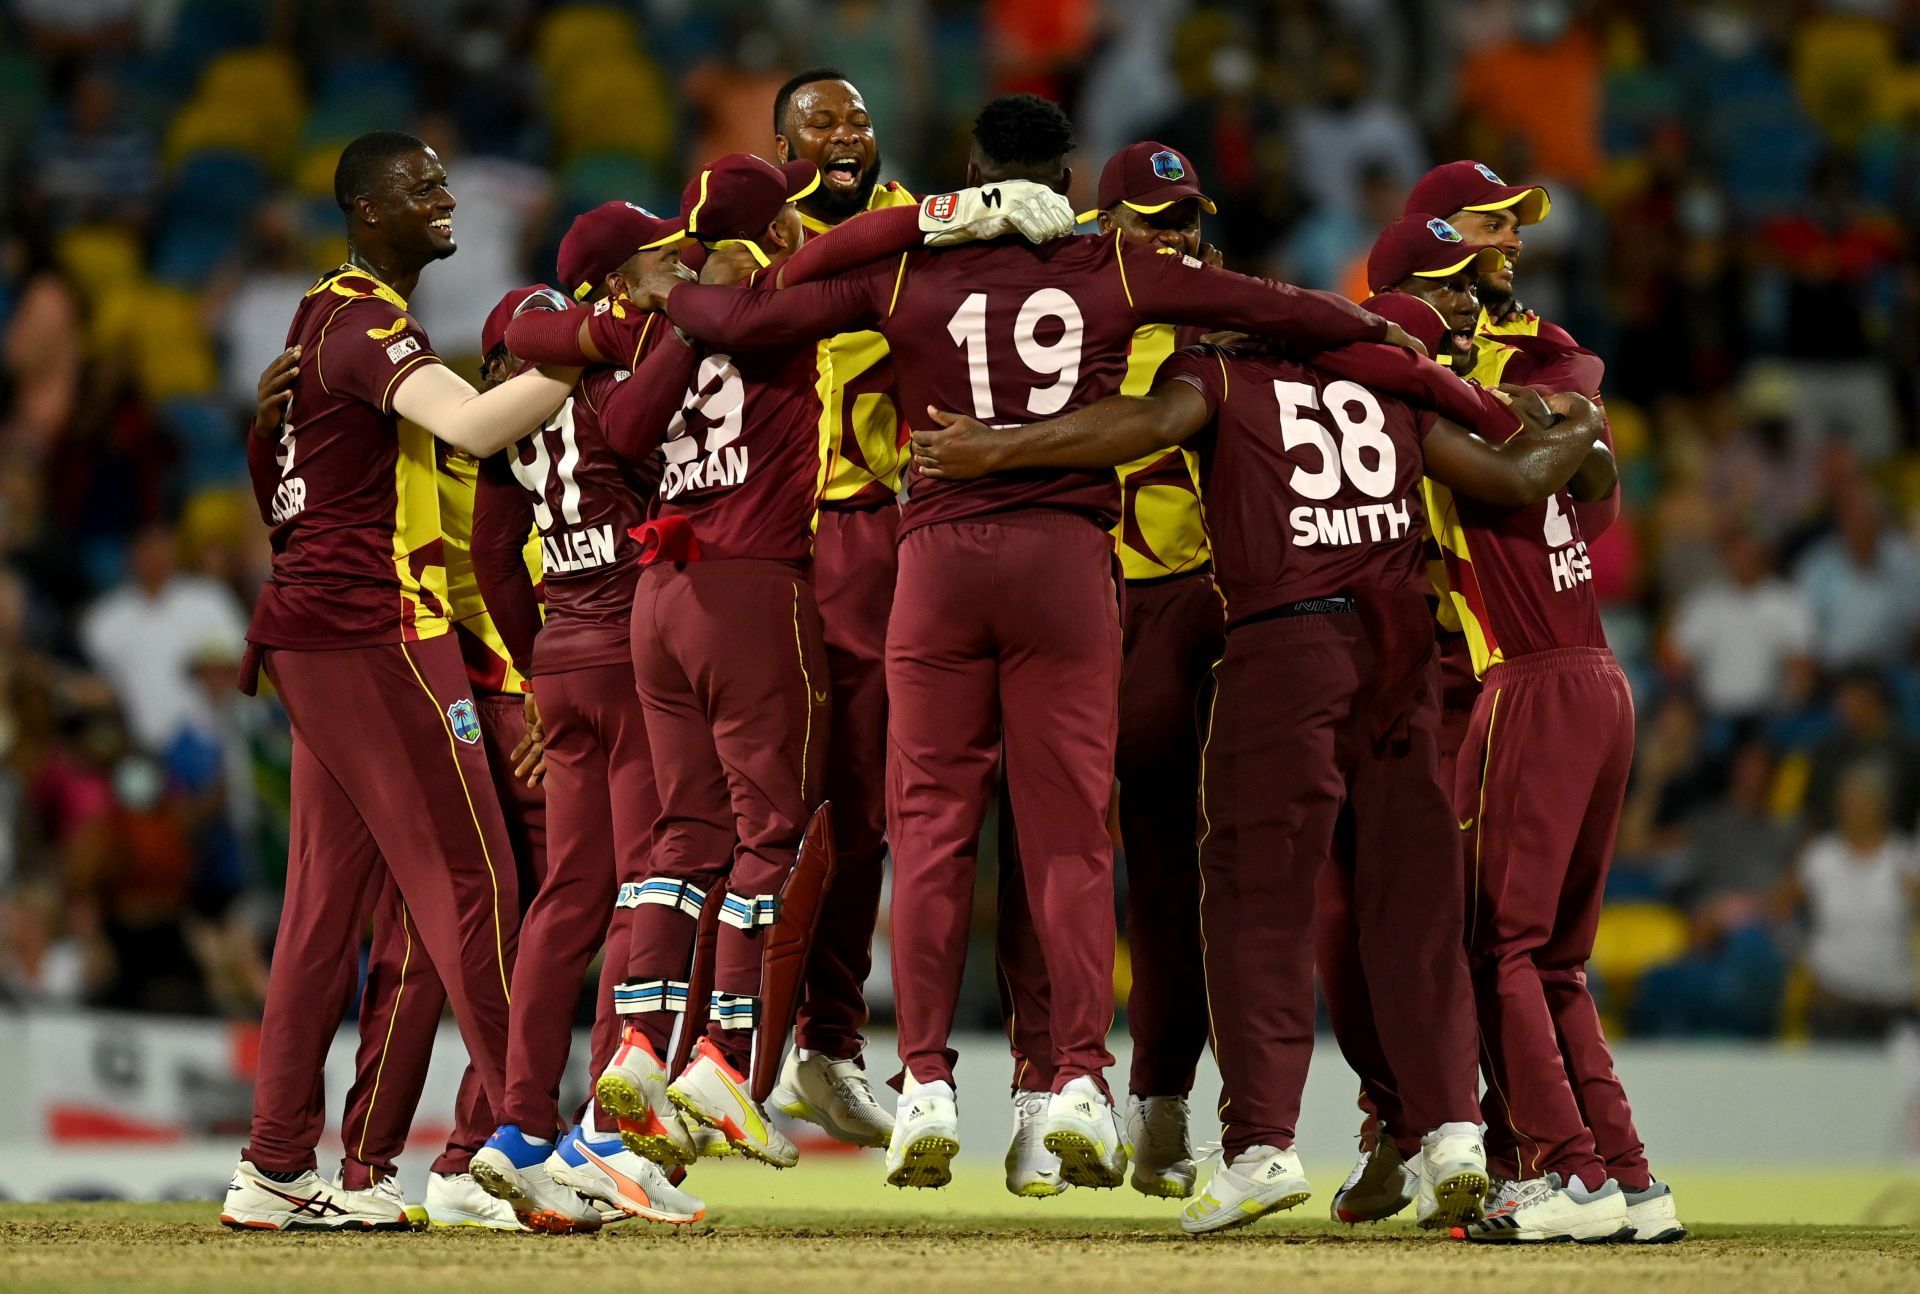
[386,335,421,364]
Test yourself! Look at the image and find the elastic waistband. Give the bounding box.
[904,507,1110,539]
[1230,595,1356,631]
[1484,645,1618,683]
[640,556,808,579]
[1125,563,1214,590]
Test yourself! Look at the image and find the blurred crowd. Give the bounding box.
[1,0,1918,1042]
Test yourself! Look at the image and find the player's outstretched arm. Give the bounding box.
[392,361,579,458]
[911,383,1211,480]
[601,329,700,463]
[775,182,1077,287]
[1422,392,1605,507]
[1125,248,1409,354]
[504,304,609,367]
[664,272,883,352]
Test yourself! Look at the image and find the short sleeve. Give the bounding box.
[1151,345,1228,419]
[586,298,659,373]
[317,298,441,414]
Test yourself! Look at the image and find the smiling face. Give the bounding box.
[776,79,880,223]
[1399,268,1482,362]
[358,146,457,264]
[1100,198,1203,256]
[1444,205,1520,298]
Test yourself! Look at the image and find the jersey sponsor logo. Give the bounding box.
[541,523,618,573]
[923,192,958,223]
[1288,500,1413,547]
[386,335,421,363]
[1150,150,1186,181]
[1427,217,1463,243]
[446,697,482,744]
[366,316,411,340]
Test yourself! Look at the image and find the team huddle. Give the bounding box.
[216,71,1685,1247]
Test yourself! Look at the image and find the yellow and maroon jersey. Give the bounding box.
[437,450,539,696]
[248,267,450,649]
[1430,337,1610,676]
[800,181,917,508]
[1114,323,1210,582]
[1479,304,1579,347]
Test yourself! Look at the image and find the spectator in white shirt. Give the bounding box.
[1781,763,1920,1041]
[79,523,248,755]
[1670,527,1814,723]
[1795,488,1920,671]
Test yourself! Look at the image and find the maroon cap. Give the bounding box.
[556,201,687,302]
[1362,290,1451,364]
[1404,160,1550,227]
[1093,141,1216,218]
[1366,214,1506,294]
[481,284,570,356]
[681,154,820,246]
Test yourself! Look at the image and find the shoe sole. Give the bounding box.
[772,1085,891,1149]
[219,1214,411,1232]
[426,1215,523,1230]
[887,1134,959,1189]
[1129,1171,1194,1200]
[1417,1171,1489,1230]
[1333,1198,1414,1224]
[667,1086,798,1169]
[1622,1225,1688,1244]
[468,1162,601,1235]
[1043,1130,1126,1189]
[1182,1189,1312,1235]
[597,1072,694,1167]
[1461,1221,1636,1245]
[1006,1175,1068,1198]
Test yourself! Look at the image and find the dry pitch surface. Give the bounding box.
[5,1159,1918,1294]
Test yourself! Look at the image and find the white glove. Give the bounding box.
[919,180,1079,247]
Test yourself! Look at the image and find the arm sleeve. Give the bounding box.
[1150,346,1228,422]
[584,303,659,371]
[779,205,924,286]
[315,299,442,414]
[665,268,889,351]
[601,329,701,463]
[470,454,542,677]
[1123,246,1388,350]
[505,305,595,366]
[391,362,576,458]
[1314,342,1523,442]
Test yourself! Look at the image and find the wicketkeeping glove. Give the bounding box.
[919,180,1079,247]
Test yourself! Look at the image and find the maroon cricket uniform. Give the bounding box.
[667,233,1392,1090]
[241,267,519,1174]
[467,352,665,1140]
[1154,341,1523,1157]
[1433,340,1648,1192]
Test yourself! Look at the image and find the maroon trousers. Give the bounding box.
[338,694,542,1184]
[995,570,1222,1097]
[630,558,829,1071]
[245,637,519,1174]
[1458,647,1648,1190]
[1201,612,1478,1158]
[795,503,898,1061]
[888,513,1121,1091]
[495,662,657,1138]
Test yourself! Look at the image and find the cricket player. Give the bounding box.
[634,94,1421,1192]
[906,323,1606,1235]
[222,130,579,1231]
[993,141,1227,1200]
[465,205,706,1233]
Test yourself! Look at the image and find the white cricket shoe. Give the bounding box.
[1180,1145,1312,1235]
[546,1123,706,1224]
[470,1124,603,1234]
[668,1038,798,1168]
[331,1170,422,1231]
[1042,1076,1128,1189]
[1413,1122,1489,1230]
[220,1159,409,1231]
[1622,1179,1687,1243]
[886,1075,960,1190]
[1005,1088,1067,1197]
[772,1049,894,1148]
[425,1171,522,1230]
[1331,1136,1416,1224]
[1463,1173,1631,1243]
[1126,1095,1196,1199]
[596,1024,697,1167]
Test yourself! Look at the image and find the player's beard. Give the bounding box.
[810,150,883,223]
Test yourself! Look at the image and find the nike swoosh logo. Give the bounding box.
[577,1142,651,1208]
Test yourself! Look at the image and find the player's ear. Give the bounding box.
[1095,210,1116,237]
[353,194,381,229]
[773,133,792,164]
[1055,165,1072,197]
[964,157,981,188]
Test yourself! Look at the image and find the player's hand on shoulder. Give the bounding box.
[1544,390,1597,423]
[1496,383,1556,429]
[1380,322,1428,358]
[1197,242,1225,269]
[252,346,299,438]
[627,258,700,310]
[910,406,1001,480]
[697,244,759,288]
[919,180,1076,248]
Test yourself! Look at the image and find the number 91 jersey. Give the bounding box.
[1155,344,1435,628]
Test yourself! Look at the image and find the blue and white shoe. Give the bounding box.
[545,1124,706,1225]
[470,1124,601,1234]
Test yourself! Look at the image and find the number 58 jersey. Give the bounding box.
[1154,344,1440,628]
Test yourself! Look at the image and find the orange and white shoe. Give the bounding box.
[667,1038,798,1168]
[546,1124,705,1224]
[596,1025,697,1167]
